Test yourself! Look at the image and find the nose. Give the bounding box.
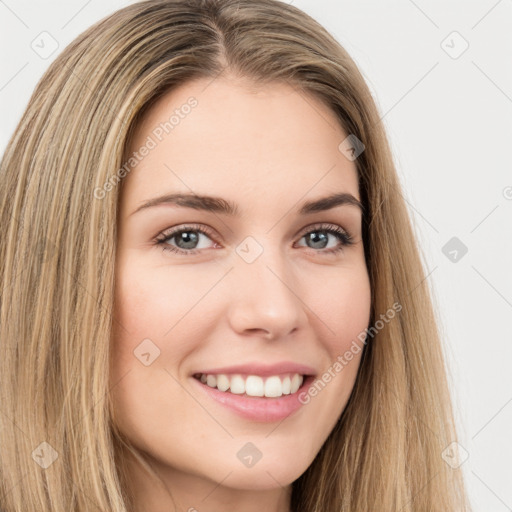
[226,244,308,341]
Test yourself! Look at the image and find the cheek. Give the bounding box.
[311,263,371,353]
[109,254,224,411]
[109,258,204,449]
[301,265,370,419]
[113,253,219,343]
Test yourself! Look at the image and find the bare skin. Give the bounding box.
[110,74,371,512]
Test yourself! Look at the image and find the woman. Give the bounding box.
[0,0,470,510]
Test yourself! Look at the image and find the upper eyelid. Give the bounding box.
[156,223,215,241]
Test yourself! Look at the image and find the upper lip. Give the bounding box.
[193,362,317,377]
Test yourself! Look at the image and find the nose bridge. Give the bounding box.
[227,235,307,338]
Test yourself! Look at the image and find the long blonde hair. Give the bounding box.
[0,0,470,510]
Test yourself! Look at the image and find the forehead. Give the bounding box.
[120,76,360,216]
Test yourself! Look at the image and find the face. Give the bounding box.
[110,75,371,499]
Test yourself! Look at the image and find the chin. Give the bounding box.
[213,462,307,491]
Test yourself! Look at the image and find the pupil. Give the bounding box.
[308,231,328,249]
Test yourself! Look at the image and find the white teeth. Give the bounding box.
[264,376,283,398]
[230,375,245,394]
[290,374,302,394]
[216,374,230,392]
[245,375,264,396]
[197,372,305,398]
[282,375,291,394]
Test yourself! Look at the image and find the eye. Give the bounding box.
[295,223,354,254]
[154,223,354,255]
[154,224,217,255]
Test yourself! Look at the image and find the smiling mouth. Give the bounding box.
[193,372,309,398]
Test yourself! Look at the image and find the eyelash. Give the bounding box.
[154,223,354,256]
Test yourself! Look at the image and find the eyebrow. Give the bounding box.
[129,191,364,217]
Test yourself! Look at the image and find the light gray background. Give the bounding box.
[1,1,511,510]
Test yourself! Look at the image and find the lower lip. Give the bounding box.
[191,375,315,423]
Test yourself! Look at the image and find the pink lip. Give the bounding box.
[193,361,317,377]
[191,374,316,423]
